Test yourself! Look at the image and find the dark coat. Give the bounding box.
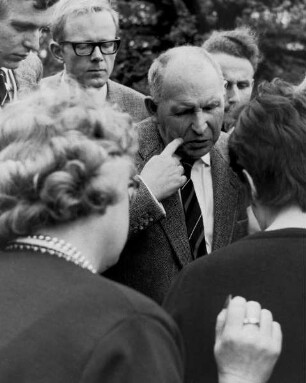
[164,228,306,383]
[0,249,184,383]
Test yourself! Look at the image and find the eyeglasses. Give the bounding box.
[59,38,121,56]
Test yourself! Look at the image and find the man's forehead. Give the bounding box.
[212,53,254,80]
[63,10,116,35]
[8,0,53,21]
[162,64,223,99]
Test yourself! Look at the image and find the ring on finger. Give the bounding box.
[243,317,260,326]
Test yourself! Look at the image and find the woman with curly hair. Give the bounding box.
[0,85,187,383]
[0,85,281,383]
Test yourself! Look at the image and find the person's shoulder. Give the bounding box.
[82,273,174,324]
[136,116,155,130]
[14,53,43,92]
[108,79,146,101]
[40,71,63,88]
[214,131,230,160]
[15,52,42,79]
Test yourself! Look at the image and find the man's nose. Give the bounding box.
[91,46,104,61]
[23,30,40,52]
[192,112,208,134]
[227,85,240,104]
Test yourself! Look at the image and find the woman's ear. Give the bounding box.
[144,97,158,116]
[242,169,257,201]
[50,41,64,63]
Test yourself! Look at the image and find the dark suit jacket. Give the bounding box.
[104,117,248,303]
[0,249,184,383]
[41,72,148,123]
[164,228,306,383]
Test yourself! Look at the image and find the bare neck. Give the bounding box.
[265,205,306,231]
[36,215,107,273]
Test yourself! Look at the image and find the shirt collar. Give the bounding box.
[199,153,211,167]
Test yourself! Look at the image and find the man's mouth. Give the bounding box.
[88,69,106,72]
[186,139,209,146]
[11,54,28,61]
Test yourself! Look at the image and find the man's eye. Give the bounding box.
[204,103,219,111]
[175,110,190,116]
[238,83,250,89]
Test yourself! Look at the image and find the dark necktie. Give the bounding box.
[0,70,8,106]
[181,161,207,258]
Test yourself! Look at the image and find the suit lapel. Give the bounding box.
[138,119,192,266]
[211,144,241,250]
[161,194,193,265]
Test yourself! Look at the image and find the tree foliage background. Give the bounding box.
[40,0,306,95]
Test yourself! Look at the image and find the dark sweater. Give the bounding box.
[164,228,306,383]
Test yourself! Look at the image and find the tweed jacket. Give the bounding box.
[41,72,148,123]
[104,117,248,303]
[13,52,43,96]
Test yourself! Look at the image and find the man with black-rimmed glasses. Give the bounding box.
[41,0,148,123]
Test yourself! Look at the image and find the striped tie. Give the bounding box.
[181,161,207,259]
[0,70,8,106]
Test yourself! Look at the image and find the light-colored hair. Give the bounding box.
[51,0,119,42]
[147,45,224,103]
[203,27,261,72]
[0,82,136,243]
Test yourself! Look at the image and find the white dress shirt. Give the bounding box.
[190,153,214,253]
[141,153,215,253]
[0,67,18,105]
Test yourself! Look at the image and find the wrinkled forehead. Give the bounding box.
[162,59,224,101]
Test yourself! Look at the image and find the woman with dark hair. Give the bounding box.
[164,79,303,383]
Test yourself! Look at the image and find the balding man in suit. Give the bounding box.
[104,46,248,303]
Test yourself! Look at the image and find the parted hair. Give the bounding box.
[51,0,119,42]
[147,45,223,103]
[229,79,306,211]
[0,83,137,243]
[203,27,261,72]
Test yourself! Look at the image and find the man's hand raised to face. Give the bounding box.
[140,138,187,202]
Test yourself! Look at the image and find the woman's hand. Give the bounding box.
[214,296,282,383]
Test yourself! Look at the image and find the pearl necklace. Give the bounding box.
[5,235,97,274]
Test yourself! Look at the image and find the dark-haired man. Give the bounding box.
[0,0,57,106]
[203,27,261,132]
